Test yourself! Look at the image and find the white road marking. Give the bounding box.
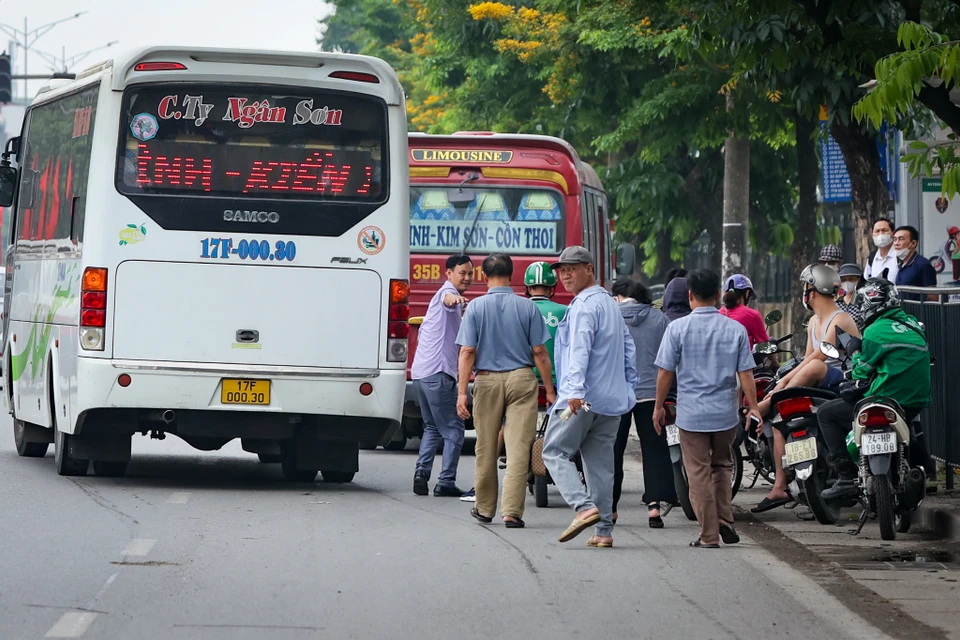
[121,538,156,557]
[45,611,97,638]
[167,492,191,504]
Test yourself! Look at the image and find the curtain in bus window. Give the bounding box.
[15,86,98,252]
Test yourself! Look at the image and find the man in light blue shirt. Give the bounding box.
[542,246,638,548]
[654,269,762,549]
[456,254,555,528]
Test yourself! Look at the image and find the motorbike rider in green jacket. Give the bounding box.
[819,278,932,500]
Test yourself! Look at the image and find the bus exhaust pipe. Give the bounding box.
[162,410,176,424]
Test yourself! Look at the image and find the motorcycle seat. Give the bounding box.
[769,386,838,406]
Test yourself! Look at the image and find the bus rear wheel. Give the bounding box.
[321,470,355,483]
[93,461,128,477]
[279,441,317,482]
[13,419,50,458]
[54,429,88,476]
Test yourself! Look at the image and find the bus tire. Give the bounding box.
[384,438,407,451]
[279,442,317,482]
[93,460,128,477]
[54,429,88,476]
[13,419,50,458]
[321,470,355,483]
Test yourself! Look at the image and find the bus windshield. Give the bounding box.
[115,85,386,202]
[409,186,563,256]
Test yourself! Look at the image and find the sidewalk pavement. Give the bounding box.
[622,440,960,640]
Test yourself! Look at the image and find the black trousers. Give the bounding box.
[613,401,677,511]
[818,398,934,480]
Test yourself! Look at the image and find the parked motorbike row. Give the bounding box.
[664,310,929,541]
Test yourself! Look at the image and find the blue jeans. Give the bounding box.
[415,372,465,487]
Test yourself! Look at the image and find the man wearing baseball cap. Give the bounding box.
[542,246,638,548]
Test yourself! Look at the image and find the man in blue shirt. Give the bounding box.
[654,270,762,549]
[894,225,938,302]
[456,254,555,528]
[542,246,638,548]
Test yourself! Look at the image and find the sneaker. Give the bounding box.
[413,473,429,496]
[459,488,476,502]
[821,478,857,500]
[434,484,465,498]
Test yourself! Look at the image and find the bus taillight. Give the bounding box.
[388,279,410,362]
[80,267,107,351]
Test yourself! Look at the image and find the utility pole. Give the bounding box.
[721,91,750,277]
[0,12,87,99]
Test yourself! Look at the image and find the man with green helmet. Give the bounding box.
[524,261,567,383]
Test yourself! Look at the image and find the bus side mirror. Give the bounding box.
[0,165,17,208]
[616,242,636,277]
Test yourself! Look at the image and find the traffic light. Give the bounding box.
[0,53,11,103]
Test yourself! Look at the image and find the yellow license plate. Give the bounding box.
[221,379,271,405]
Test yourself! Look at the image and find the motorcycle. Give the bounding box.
[768,385,843,524]
[820,343,927,540]
[665,396,744,522]
[742,310,795,488]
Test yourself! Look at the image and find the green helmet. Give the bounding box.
[524,261,557,287]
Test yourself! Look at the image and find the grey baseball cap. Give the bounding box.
[550,246,595,269]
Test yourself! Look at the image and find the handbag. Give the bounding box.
[530,413,550,477]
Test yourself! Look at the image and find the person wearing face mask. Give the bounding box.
[893,225,938,302]
[837,263,865,330]
[865,218,899,282]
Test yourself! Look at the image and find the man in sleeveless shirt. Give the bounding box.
[752,265,861,513]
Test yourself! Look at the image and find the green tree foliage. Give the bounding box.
[855,20,960,196]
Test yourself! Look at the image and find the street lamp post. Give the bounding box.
[33,41,119,74]
[0,12,87,99]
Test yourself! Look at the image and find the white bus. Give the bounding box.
[0,46,410,482]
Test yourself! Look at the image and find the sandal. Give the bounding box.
[648,503,664,529]
[719,522,740,544]
[504,517,525,529]
[690,539,720,549]
[585,536,613,548]
[470,508,493,524]
[750,494,794,514]
[558,511,601,542]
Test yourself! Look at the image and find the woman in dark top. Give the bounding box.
[612,279,677,528]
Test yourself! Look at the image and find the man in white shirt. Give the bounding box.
[864,218,899,282]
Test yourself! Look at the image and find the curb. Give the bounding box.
[915,502,960,541]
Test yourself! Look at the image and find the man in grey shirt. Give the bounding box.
[654,270,762,549]
[456,254,556,528]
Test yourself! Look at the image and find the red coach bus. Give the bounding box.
[376,132,619,451]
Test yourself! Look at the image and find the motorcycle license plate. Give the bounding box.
[784,437,817,466]
[862,432,897,456]
[666,425,680,447]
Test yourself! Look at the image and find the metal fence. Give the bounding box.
[899,286,960,488]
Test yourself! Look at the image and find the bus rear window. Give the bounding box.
[116,85,385,202]
[409,186,563,256]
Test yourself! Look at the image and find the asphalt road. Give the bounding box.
[0,414,895,640]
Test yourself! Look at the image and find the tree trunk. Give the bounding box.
[722,93,750,277]
[752,208,770,286]
[829,118,891,266]
[791,111,819,351]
